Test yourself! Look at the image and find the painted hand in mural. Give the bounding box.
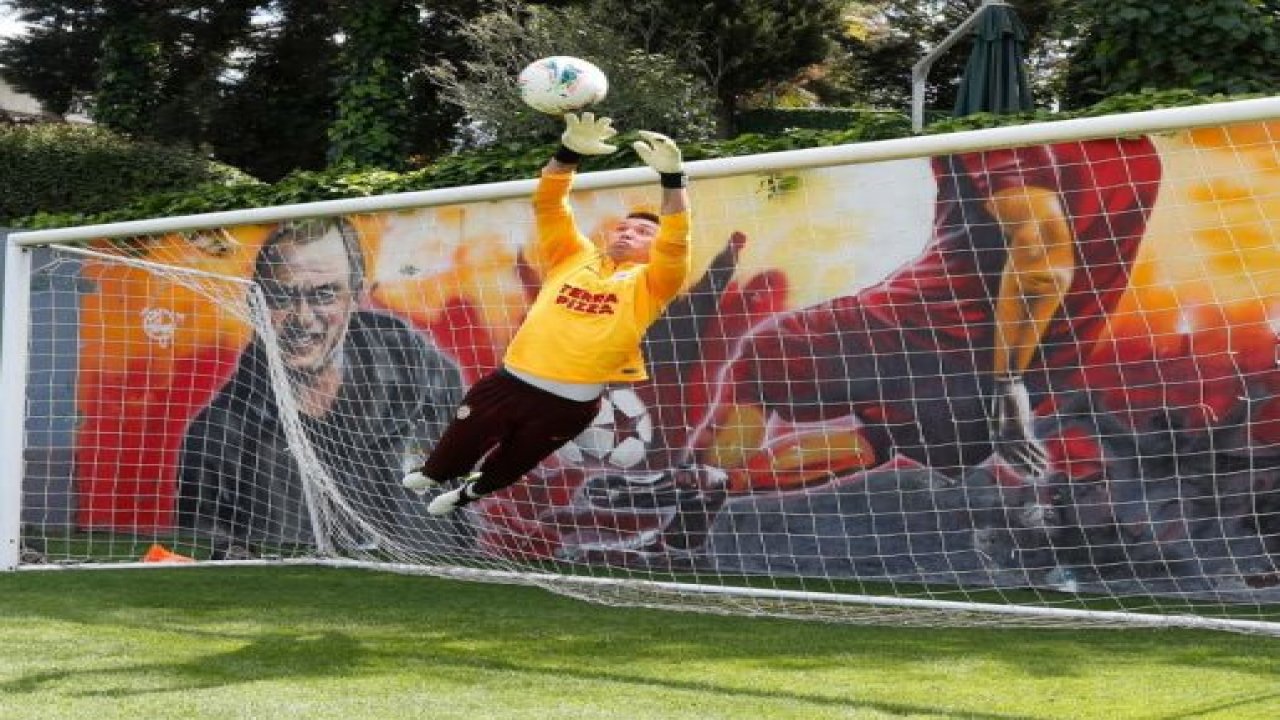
[990,373,1050,479]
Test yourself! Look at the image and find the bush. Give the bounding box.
[922,89,1263,134]
[12,90,1263,231]
[0,123,258,226]
[428,6,719,148]
[735,107,905,134]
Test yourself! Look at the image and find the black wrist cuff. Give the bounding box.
[660,171,687,189]
[554,145,583,164]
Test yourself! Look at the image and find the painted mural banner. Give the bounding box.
[70,120,1280,596]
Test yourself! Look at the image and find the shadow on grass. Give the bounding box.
[1150,692,1280,720]
[1,566,1277,719]
[1,630,361,694]
[0,628,1042,720]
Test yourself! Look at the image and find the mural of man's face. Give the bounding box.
[260,227,357,376]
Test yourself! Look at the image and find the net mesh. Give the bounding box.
[13,118,1280,635]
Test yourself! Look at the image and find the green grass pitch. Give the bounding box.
[0,566,1277,719]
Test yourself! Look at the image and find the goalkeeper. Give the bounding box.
[402,112,692,515]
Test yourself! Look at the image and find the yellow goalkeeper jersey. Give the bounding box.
[503,170,691,384]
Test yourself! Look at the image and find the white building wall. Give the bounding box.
[0,77,91,123]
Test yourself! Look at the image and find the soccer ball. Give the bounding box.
[518,56,609,115]
[558,388,654,469]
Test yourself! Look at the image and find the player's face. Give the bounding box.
[260,230,356,375]
[604,217,659,263]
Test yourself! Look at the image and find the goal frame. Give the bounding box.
[6,97,1280,636]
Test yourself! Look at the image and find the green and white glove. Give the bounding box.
[556,112,618,163]
[633,130,686,188]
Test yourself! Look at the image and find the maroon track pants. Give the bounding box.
[422,368,602,495]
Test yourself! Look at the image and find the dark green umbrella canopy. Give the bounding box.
[953,2,1034,116]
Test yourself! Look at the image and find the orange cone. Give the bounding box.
[141,543,195,564]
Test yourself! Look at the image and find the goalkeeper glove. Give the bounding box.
[990,373,1050,479]
[556,112,618,163]
[633,130,686,188]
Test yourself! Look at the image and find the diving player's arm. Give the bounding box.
[633,131,692,306]
[989,186,1076,377]
[987,185,1075,477]
[532,113,619,269]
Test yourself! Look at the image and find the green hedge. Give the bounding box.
[0,123,258,226]
[735,107,917,134]
[12,89,1262,231]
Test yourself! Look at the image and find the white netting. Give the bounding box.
[11,114,1280,636]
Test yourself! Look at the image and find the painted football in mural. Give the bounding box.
[558,387,653,469]
[518,56,609,115]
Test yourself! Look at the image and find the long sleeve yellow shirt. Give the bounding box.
[503,170,691,384]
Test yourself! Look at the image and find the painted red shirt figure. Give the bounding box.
[698,137,1162,487]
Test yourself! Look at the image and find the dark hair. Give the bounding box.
[626,211,660,225]
[253,217,366,291]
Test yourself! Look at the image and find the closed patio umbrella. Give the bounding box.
[953,1,1034,117]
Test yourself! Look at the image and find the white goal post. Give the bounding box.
[6,97,1280,636]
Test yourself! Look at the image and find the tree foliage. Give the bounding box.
[3,0,1280,181]
[326,0,419,169]
[1062,0,1280,108]
[146,0,260,145]
[601,0,845,133]
[87,0,259,142]
[206,0,489,179]
[427,0,718,146]
[402,0,492,163]
[91,0,163,135]
[206,0,340,181]
[0,0,103,117]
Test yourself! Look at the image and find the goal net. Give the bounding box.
[6,99,1280,635]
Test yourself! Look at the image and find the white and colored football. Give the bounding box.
[558,387,654,469]
[518,56,609,115]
